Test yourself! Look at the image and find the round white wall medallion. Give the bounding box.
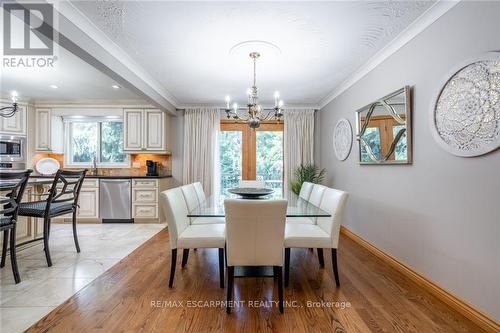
[333,118,353,161]
[431,52,500,157]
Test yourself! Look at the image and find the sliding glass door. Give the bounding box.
[219,122,283,196]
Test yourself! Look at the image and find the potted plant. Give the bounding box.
[290,164,326,195]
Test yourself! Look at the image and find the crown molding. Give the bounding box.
[177,103,320,110]
[33,99,156,109]
[318,0,461,109]
[0,98,33,107]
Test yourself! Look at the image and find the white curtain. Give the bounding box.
[182,107,220,196]
[283,109,315,196]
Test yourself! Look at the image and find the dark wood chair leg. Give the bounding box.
[9,225,21,284]
[317,248,325,268]
[273,266,278,281]
[43,217,52,267]
[72,210,81,253]
[226,266,234,314]
[218,248,224,289]
[169,249,177,288]
[224,244,227,267]
[284,248,290,287]
[277,266,284,313]
[332,248,340,287]
[181,249,189,268]
[1,230,9,268]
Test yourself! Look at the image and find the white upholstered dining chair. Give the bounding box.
[160,187,226,288]
[180,183,224,225]
[284,187,348,288]
[193,182,206,203]
[224,199,288,314]
[298,181,314,201]
[238,180,266,188]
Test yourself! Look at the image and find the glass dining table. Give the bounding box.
[187,191,331,277]
[187,191,331,218]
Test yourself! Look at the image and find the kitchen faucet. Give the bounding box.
[92,153,98,176]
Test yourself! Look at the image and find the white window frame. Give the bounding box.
[64,117,130,168]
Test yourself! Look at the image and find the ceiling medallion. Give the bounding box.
[223,52,284,129]
[430,52,500,157]
[229,40,281,58]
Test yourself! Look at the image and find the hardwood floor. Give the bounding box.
[27,228,484,332]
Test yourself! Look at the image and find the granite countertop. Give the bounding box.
[30,174,172,179]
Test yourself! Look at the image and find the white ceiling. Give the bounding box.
[70,0,435,107]
[0,46,142,102]
[0,6,141,102]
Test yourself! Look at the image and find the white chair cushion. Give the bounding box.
[191,217,225,225]
[284,223,331,248]
[285,217,314,225]
[177,224,226,249]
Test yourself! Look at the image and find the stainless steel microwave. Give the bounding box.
[0,135,26,166]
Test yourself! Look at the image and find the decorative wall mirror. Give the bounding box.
[355,86,412,164]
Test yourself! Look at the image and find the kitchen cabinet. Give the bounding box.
[124,109,143,150]
[52,179,99,222]
[35,108,63,153]
[123,109,169,153]
[0,105,26,135]
[145,110,165,150]
[77,188,99,219]
[132,179,159,220]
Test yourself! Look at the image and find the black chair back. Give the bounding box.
[0,170,33,225]
[45,169,87,216]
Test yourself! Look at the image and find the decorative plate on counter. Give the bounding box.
[228,187,274,198]
[35,158,60,175]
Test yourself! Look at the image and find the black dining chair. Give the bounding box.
[18,169,87,267]
[0,169,32,284]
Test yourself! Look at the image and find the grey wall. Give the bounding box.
[318,1,500,320]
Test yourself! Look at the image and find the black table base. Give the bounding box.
[234,266,274,277]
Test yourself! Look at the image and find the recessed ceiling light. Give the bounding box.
[112,85,120,89]
[49,84,58,89]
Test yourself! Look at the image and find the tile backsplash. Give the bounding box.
[31,153,171,176]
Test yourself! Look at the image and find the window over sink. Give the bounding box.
[65,117,129,167]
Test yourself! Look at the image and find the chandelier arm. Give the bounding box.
[261,110,277,121]
[0,104,17,118]
[227,110,251,122]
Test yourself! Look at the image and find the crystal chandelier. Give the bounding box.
[224,52,284,129]
[0,92,19,118]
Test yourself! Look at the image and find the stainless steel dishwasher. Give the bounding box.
[99,179,133,223]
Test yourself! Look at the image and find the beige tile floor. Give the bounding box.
[0,223,165,333]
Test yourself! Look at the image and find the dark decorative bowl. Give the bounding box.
[227,187,274,198]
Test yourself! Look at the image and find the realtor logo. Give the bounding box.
[3,2,54,56]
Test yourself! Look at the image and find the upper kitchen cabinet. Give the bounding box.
[0,105,26,135]
[123,108,169,153]
[35,108,63,153]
